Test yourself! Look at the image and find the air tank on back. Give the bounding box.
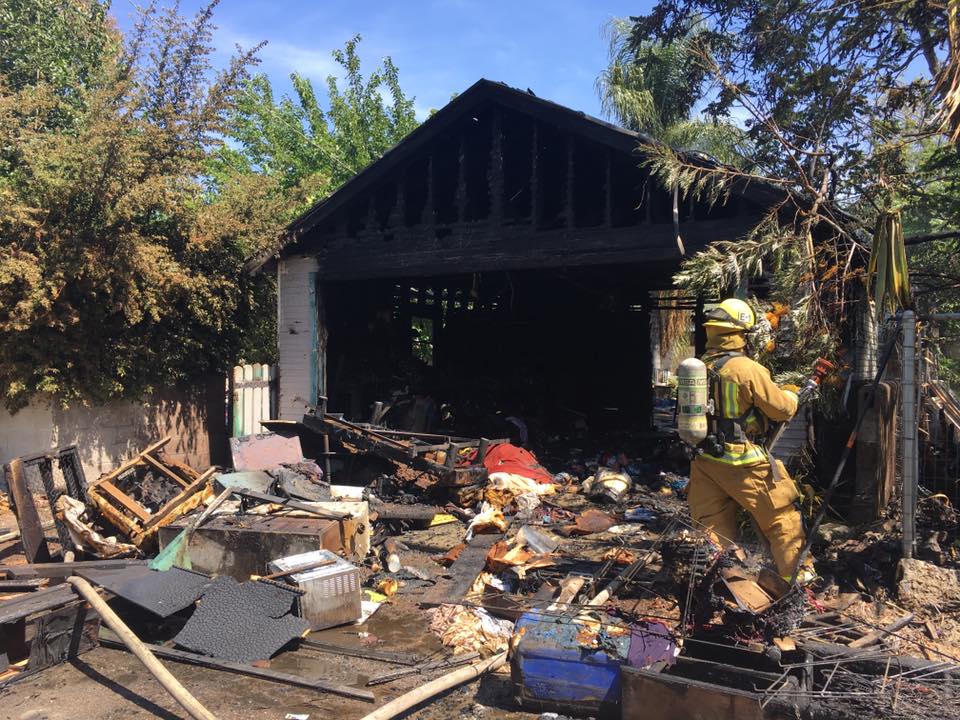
[676,357,708,447]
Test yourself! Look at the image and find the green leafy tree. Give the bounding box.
[0,0,297,410]
[0,0,114,117]
[213,34,418,208]
[622,1,957,376]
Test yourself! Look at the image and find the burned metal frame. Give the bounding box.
[303,412,505,486]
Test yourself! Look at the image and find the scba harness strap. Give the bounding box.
[704,352,757,457]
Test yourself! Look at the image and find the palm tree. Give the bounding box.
[596,18,748,168]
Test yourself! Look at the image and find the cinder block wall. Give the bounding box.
[0,376,228,488]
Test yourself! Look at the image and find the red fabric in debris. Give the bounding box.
[482,444,554,484]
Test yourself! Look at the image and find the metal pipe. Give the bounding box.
[903,310,917,559]
[921,313,960,320]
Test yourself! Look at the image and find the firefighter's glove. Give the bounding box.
[780,384,800,393]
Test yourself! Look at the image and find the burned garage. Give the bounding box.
[264,79,781,441]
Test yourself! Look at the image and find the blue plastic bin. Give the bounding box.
[511,611,676,717]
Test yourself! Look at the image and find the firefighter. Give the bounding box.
[688,298,816,584]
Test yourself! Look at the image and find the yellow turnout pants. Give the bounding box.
[688,455,807,577]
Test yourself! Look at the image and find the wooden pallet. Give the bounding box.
[86,437,214,547]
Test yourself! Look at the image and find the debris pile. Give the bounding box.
[2,414,960,719]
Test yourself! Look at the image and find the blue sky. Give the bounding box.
[110,1,653,122]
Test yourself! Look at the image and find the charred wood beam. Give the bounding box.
[389,176,405,230]
[423,154,434,229]
[456,136,467,224]
[531,121,539,226]
[489,109,503,225]
[604,149,613,228]
[565,133,575,228]
[313,218,759,281]
[99,638,375,701]
[365,195,377,234]
[2,560,145,582]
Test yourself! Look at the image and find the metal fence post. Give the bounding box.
[902,310,917,559]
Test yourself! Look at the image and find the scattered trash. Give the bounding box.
[568,508,616,535]
[428,604,514,656]
[515,525,560,554]
[624,507,656,523]
[583,468,632,503]
[377,578,399,597]
[3,401,960,720]
[465,502,508,540]
[55,496,137,558]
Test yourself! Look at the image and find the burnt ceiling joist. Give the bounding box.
[269,80,778,280]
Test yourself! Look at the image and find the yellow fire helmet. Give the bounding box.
[703,298,756,331]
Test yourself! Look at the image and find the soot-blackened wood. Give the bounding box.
[424,154,435,229]
[3,560,146,581]
[0,585,75,624]
[315,217,757,281]
[604,148,613,228]
[489,109,504,226]
[531,121,540,227]
[98,638,375,701]
[565,132,575,228]
[5,459,52,564]
[456,136,467,224]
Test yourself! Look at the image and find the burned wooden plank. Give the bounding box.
[140,453,191,488]
[140,468,215,530]
[94,480,152,523]
[604,148,613,227]
[98,637,375,701]
[847,613,914,648]
[2,559,147,582]
[0,585,76,624]
[421,533,502,605]
[4,459,52,563]
[300,639,421,666]
[311,218,760,281]
[232,488,350,520]
[565,132,575,228]
[531,120,540,226]
[0,578,49,592]
[489,108,503,224]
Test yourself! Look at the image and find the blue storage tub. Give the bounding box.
[511,611,675,717]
